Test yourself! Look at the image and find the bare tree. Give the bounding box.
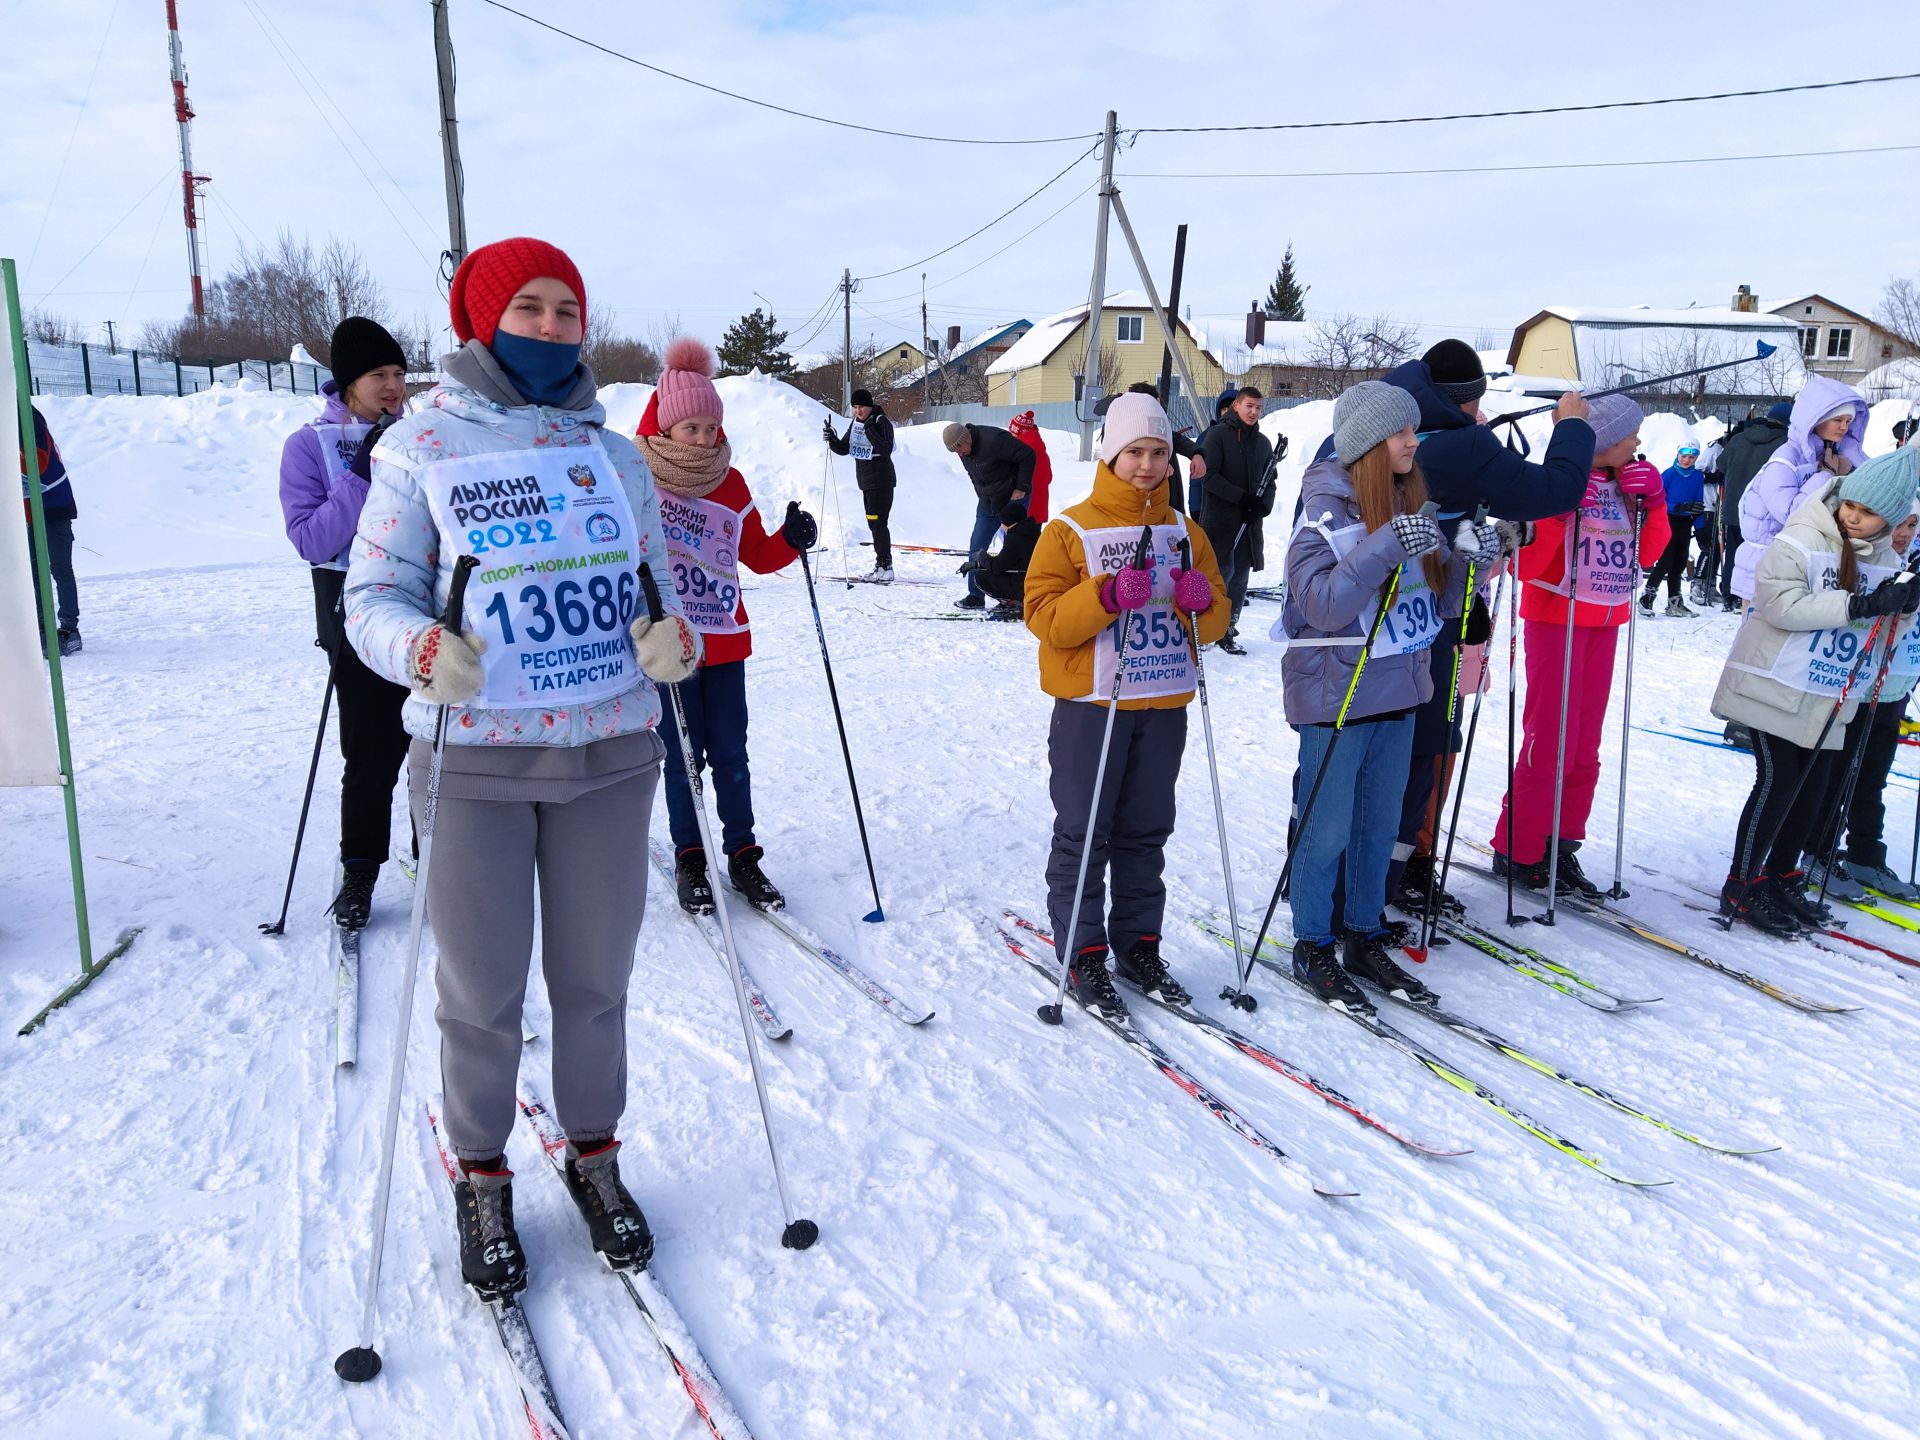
[141,231,393,364]
[1876,277,1920,353]
[1300,313,1419,398]
[25,309,82,345]
[582,304,661,385]
[1472,326,1500,353]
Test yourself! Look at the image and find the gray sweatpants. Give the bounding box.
[1045,699,1187,959]
[417,765,657,1162]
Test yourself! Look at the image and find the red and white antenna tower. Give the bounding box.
[165,0,210,318]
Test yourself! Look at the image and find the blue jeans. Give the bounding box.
[659,659,756,856]
[964,501,1002,598]
[1289,713,1416,944]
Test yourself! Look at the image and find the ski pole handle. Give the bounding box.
[1132,522,1154,569]
[441,554,479,636]
[638,561,665,625]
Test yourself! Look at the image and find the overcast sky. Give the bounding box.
[5,0,1918,363]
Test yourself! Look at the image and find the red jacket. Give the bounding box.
[637,394,798,665]
[1009,410,1052,524]
[1519,471,1670,629]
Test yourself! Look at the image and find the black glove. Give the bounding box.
[1241,494,1262,523]
[1849,575,1914,620]
[821,419,837,445]
[1673,501,1709,516]
[347,410,401,482]
[1461,594,1492,645]
[781,501,818,550]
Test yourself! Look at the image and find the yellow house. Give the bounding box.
[1507,306,1799,387]
[985,291,1228,407]
[870,339,928,386]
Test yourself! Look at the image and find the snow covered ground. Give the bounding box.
[4,379,1919,1438]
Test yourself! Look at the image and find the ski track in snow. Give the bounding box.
[3,382,1918,1437]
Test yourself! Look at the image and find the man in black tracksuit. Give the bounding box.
[824,387,898,578]
[1714,400,1791,611]
[1198,387,1276,652]
[943,421,1035,610]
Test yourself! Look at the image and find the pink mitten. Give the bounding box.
[1171,567,1213,614]
[1099,564,1154,613]
[1617,459,1664,501]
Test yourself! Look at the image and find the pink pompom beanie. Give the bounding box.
[655,337,724,431]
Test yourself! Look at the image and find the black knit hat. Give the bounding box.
[329,316,407,392]
[850,387,875,408]
[1422,338,1487,406]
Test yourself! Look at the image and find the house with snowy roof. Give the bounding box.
[1506,303,1804,404]
[895,320,1031,405]
[985,292,1228,410]
[1733,286,1917,390]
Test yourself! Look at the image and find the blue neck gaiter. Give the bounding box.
[489,330,582,406]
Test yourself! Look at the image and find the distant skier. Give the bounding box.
[1023,390,1229,1019]
[277,316,412,930]
[1640,443,1710,617]
[1196,385,1276,654]
[19,404,81,657]
[641,337,817,915]
[346,237,701,1295]
[1731,377,1869,603]
[1008,408,1053,524]
[823,387,896,580]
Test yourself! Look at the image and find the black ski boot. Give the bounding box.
[1292,937,1371,1013]
[56,627,82,657]
[1342,929,1439,1005]
[727,844,784,910]
[1113,935,1191,1005]
[1216,628,1248,656]
[1718,874,1799,938]
[562,1138,654,1271]
[455,1161,528,1298]
[987,598,1022,622]
[1393,854,1465,916]
[328,861,379,931]
[674,848,715,915]
[1766,869,1829,929]
[1490,849,1556,891]
[1066,945,1128,1020]
[1553,842,1606,900]
[954,592,987,610]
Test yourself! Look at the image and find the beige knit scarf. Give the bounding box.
[638,432,732,499]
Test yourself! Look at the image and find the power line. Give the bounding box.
[35,169,175,304]
[1134,71,1920,134]
[1118,140,1920,181]
[26,0,121,281]
[475,0,1099,147]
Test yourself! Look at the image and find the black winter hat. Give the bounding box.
[850,387,875,408]
[1422,338,1487,406]
[329,316,407,393]
[999,500,1029,527]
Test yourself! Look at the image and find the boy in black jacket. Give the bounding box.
[824,388,898,580]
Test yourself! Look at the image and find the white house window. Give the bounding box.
[1116,315,1144,344]
[1801,327,1820,358]
[1826,327,1853,360]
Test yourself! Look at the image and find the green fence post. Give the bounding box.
[174,357,183,394]
[132,349,142,396]
[80,342,92,394]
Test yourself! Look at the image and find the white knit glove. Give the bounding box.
[1389,511,1442,557]
[408,624,487,706]
[630,611,704,683]
[1452,519,1503,562]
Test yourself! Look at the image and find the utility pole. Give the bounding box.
[1106,189,1209,460]
[103,321,117,355]
[1077,110,1119,460]
[431,0,469,275]
[840,267,854,413]
[920,273,931,417]
[164,0,210,318]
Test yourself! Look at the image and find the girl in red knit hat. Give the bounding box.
[636,337,819,913]
[344,236,702,1297]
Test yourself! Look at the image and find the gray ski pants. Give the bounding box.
[418,767,658,1162]
[1045,699,1187,959]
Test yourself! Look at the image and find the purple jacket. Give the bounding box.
[1731,375,1869,598]
[279,382,372,568]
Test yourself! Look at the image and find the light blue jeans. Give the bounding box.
[1289,713,1416,945]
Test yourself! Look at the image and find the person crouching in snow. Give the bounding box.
[1493,394,1668,896]
[1282,381,1480,1012]
[1713,449,1920,935]
[1024,390,1229,1019]
[637,337,818,916]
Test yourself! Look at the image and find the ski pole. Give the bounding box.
[1607,499,1649,899]
[1229,515,1424,1014]
[793,509,886,923]
[641,563,820,1252]
[1176,535,1245,999]
[1428,560,1510,952]
[1038,525,1155,1027]
[259,623,342,936]
[1488,340,1779,430]
[1504,547,1522,927]
[1538,508,1585,926]
[1810,619,1902,912]
[335,552,478,1385]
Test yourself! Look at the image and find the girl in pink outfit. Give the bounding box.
[1493,394,1669,894]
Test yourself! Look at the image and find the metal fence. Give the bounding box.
[24,339,326,398]
[922,391,1310,434]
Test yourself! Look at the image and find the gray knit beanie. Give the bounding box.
[942,422,968,452]
[1586,393,1645,453]
[1333,380,1421,463]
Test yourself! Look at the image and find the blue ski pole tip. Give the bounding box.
[334,1346,382,1382]
[862,907,885,924]
[782,1218,820,1250]
[1755,340,1777,358]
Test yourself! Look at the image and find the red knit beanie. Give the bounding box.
[449,237,586,347]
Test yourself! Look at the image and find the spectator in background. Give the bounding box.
[1716,400,1792,612]
[1197,386,1276,654]
[1007,409,1053,524]
[20,404,81,657]
[1641,443,1710,617]
[824,387,897,582]
[1894,418,1915,448]
[943,420,1035,612]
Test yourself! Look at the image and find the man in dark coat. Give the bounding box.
[824,388,898,579]
[20,404,81,656]
[1197,386,1276,653]
[1713,400,1791,612]
[943,421,1035,610]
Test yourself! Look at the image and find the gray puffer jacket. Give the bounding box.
[1280,458,1469,726]
[1711,479,1898,749]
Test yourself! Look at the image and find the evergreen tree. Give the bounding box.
[1264,243,1308,322]
[715,306,795,378]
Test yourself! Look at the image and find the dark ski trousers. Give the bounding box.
[1645,520,1695,600]
[314,568,411,865]
[417,761,659,1162]
[1718,518,1742,601]
[862,480,896,570]
[26,514,79,630]
[1730,729,1839,882]
[659,658,756,858]
[1206,525,1255,632]
[1045,699,1187,959]
[1813,699,1905,869]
